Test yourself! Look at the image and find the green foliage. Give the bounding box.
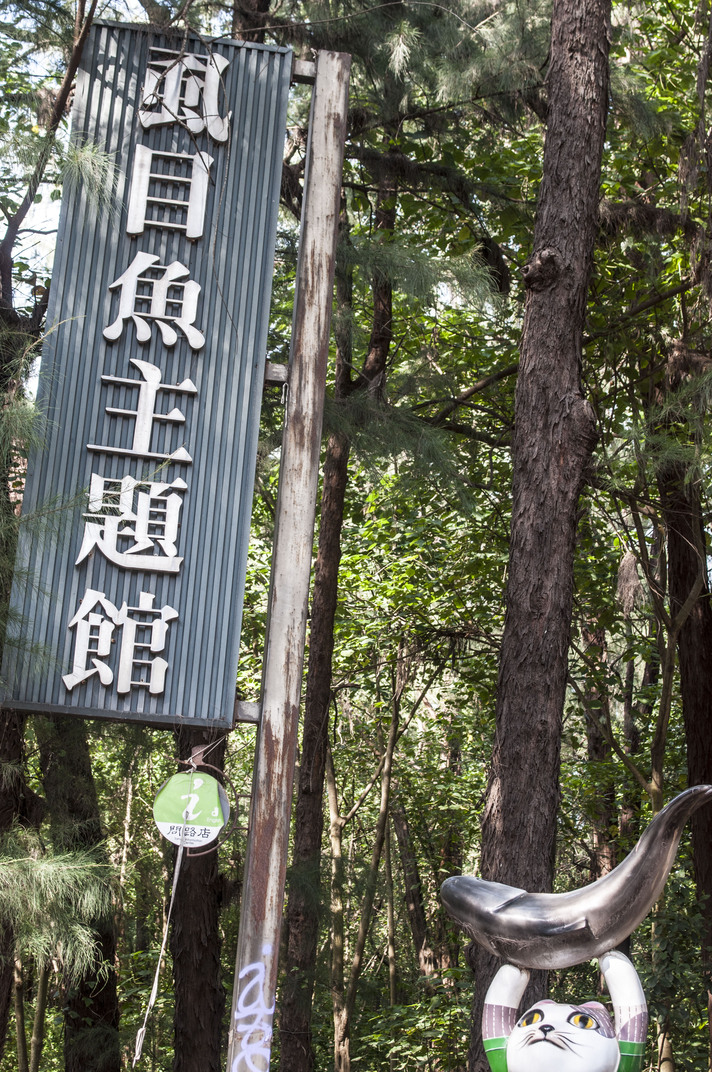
[2,0,712,1068]
[0,827,113,982]
[355,974,471,1071]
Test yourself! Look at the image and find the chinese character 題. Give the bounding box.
[76,474,187,573]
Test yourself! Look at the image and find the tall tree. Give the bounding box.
[470,0,610,1066]
[35,716,120,1072]
[170,728,227,1072]
[0,5,100,1060]
[656,342,712,1057]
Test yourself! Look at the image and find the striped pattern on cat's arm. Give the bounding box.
[599,951,648,1072]
[482,964,530,1072]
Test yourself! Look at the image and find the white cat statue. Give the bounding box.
[482,952,647,1072]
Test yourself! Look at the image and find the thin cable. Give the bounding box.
[210,2,498,39]
[198,733,229,763]
[132,796,191,1066]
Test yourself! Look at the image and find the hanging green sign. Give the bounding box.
[153,771,229,847]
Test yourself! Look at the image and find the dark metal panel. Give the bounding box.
[2,23,292,727]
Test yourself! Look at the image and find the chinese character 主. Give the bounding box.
[87,358,198,464]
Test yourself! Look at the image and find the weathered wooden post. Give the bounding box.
[225,49,351,1072]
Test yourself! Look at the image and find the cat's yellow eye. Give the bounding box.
[568,1012,597,1030]
[518,1009,544,1028]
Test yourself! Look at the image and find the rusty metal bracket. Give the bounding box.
[264,360,288,387]
[291,57,316,84]
[233,699,261,725]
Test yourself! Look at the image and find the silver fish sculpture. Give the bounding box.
[440,785,712,969]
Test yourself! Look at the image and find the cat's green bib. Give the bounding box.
[483,1036,508,1072]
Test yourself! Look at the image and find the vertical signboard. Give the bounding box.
[1,23,292,727]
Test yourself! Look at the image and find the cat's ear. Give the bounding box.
[578,1001,615,1036]
[580,1002,607,1013]
[598,951,648,1071]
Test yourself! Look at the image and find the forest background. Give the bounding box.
[0,0,711,1070]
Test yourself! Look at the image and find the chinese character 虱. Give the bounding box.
[139,47,231,143]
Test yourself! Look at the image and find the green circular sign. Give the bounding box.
[153,771,230,847]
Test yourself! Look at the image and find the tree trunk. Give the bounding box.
[327,687,401,1072]
[170,726,227,1072]
[656,352,712,1062]
[657,1024,675,1072]
[385,823,398,1007]
[326,748,347,1072]
[582,625,617,879]
[0,708,42,1059]
[391,798,438,979]
[438,717,464,977]
[35,715,120,1072]
[29,961,49,1072]
[230,0,270,42]
[469,0,609,1066]
[13,959,28,1072]
[280,190,395,1072]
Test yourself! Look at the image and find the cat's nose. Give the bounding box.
[540,1025,555,1036]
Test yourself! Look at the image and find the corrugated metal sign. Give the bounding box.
[1,22,292,727]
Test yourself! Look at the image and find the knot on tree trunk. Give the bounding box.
[577,396,599,452]
[665,338,712,391]
[522,247,563,291]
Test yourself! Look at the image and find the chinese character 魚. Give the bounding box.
[103,253,205,350]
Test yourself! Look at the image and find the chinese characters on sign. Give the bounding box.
[3,26,293,725]
[64,43,229,701]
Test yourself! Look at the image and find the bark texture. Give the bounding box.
[656,348,712,1048]
[280,190,394,1072]
[582,626,617,880]
[469,0,610,1067]
[391,800,438,978]
[36,716,120,1072]
[170,726,227,1072]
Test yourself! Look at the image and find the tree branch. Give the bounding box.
[0,0,99,311]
